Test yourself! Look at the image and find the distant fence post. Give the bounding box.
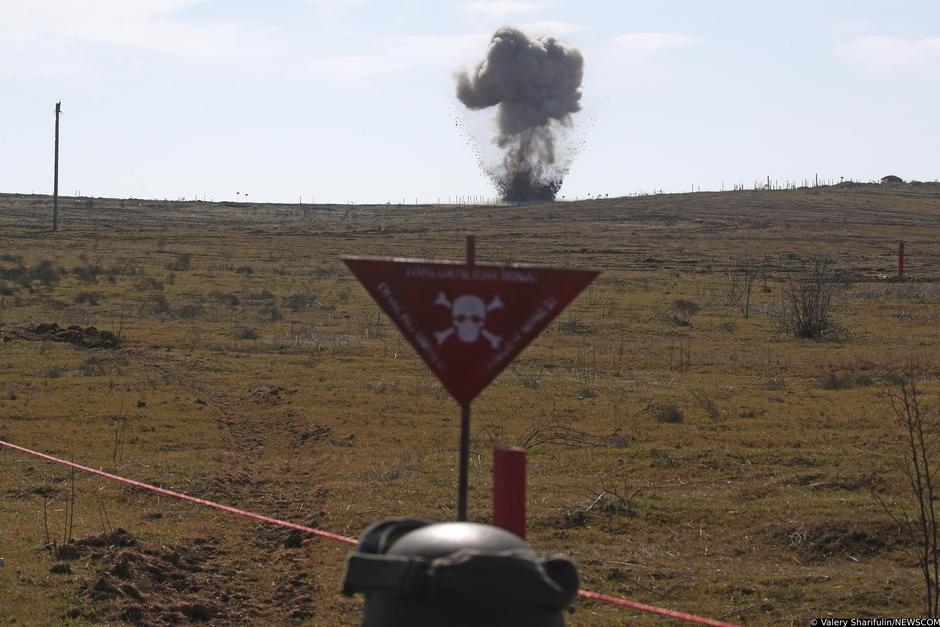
[493,447,526,539]
[899,240,905,279]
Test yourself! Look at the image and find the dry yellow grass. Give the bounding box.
[1,184,940,624]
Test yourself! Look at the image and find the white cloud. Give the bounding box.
[613,32,701,57]
[827,18,874,38]
[521,20,587,37]
[836,35,940,74]
[301,54,408,79]
[395,33,492,68]
[0,0,281,75]
[298,33,491,78]
[461,2,543,20]
[306,0,370,15]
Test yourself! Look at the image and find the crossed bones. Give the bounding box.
[433,292,504,348]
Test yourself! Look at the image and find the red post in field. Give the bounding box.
[899,241,905,278]
[493,447,526,539]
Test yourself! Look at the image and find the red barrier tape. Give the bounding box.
[0,439,357,545]
[577,590,738,626]
[1,439,738,626]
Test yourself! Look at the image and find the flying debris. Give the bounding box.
[456,27,584,203]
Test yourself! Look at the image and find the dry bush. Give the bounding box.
[233,326,260,340]
[73,291,101,305]
[167,253,192,271]
[2,260,63,290]
[726,257,757,318]
[819,369,874,390]
[284,292,318,312]
[209,290,239,308]
[558,313,592,335]
[134,277,164,292]
[671,298,700,326]
[777,256,846,339]
[652,403,684,424]
[692,389,721,420]
[879,372,940,616]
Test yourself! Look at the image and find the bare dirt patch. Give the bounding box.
[56,529,249,625]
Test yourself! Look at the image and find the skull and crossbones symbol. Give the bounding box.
[434,292,503,348]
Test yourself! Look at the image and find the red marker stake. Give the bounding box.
[493,447,526,538]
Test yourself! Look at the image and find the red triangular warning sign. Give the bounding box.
[344,257,599,406]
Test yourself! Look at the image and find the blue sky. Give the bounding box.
[1,1,938,203]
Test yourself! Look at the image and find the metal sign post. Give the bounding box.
[458,237,474,520]
[344,237,598,520]
[53,101,61,232]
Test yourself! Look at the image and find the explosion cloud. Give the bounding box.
[456,27,584,203]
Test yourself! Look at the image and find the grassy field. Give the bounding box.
[2,183,940,625]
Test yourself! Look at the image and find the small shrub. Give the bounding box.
[763,376,788,391]
[233,327,260,340]
[259,303,282,322]
[0,264,28,288]
[74,357,105,377]
[650,448,680,467]
[134,278,164,291]
[692,390,720,420]
[174,304,204,320]
[284,292,317,312]
[39,366,65,379]
[29,260,62,287]
[671,299,701,326]
[311,267,335,279]
[819,369,874,390]
[74,261,142,284]
[141,294,170,316]
[652,403,684,424]
[167,253,192,271]
[235,266,254,275]
[210,291,239,308]
[72,264,102,284]
[519,373,540,389]
[717,320,737,333]
[559,315,592,335]
[726,258,757,318]
[247,290,275,301]
[73,291,101,305]
[778,256,846,339]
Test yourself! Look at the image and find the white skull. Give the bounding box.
[452,295,486,343]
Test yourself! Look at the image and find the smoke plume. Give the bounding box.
[456,27,584,202]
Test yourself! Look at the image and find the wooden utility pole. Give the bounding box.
[53,101,61,232]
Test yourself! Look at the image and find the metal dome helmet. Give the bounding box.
[342,517,580,627]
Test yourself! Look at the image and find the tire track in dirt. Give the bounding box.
[119,349,332,624]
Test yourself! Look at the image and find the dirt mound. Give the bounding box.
[24,322,120,349]
[57,529,247,625]
[769,520,905,563]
